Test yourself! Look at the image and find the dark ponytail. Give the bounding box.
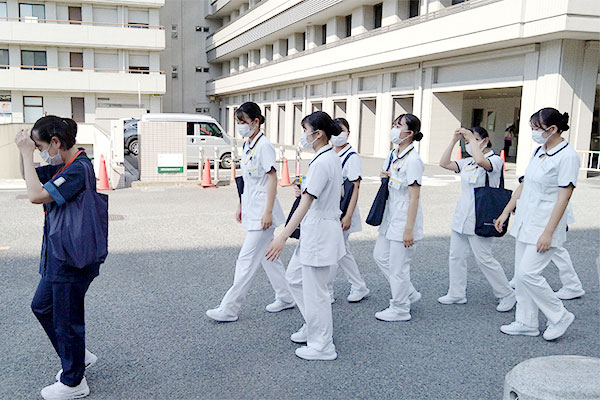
[394,113,424,142]
[333,117,350,134]
[530,107,570,132]
[470,126,492,148]
[236,101,265,125]
[31,115,78,149]
[302,111,341,139]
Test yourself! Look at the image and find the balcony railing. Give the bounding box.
[207,0,503,69]
[0,64,164,74]
[0,16,163,29]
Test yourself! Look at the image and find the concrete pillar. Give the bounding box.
[222,60,230,75]
[8,45,20,69]
[11,91,24,123]
[306,25,321,50]
[428,0,453,12]
[149,53,160,72]
[45,2,57,21]
[382,0,401,26]
[229,58,238,74]
[148,9,159,26]
[572,41,599,156]
[326,16,345,43]
[46,48,58,68]
[84,93,95,123]
[230,10,239,20]
[248,49,259,67]
[83,49,94,69]
[238,54,247,71]
[273,39,287,59]
[240,3,248,14]
[420,0,429,16]
[223,15,230,24]
[351,6,374,36]
[6,0,18,18]
[259,45,273,63]
[249,0,258,7]
[287,33,304,55]
[81,4,92,22]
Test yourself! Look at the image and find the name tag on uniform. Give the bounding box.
[468,174,478,184]
[389,177,402,189]
[54,177,66,187]
[247,168,257,176]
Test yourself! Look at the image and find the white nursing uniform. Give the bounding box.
[446,151,513,300]
[327,144,368,296]
[510,140,579,329]
[373,144,423,315]
[219,132,293,316]
[286,144,345,353]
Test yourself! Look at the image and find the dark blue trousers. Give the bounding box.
[31,276,93,387]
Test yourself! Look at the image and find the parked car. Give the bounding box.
[140,113,237,168]
[124,118,139,156]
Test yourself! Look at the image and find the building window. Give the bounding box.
[23,96,43,123]
[0,2,7,19]
[301,32,306,51]
[21,50,47,70]
[0,49,8,69]
[196,26,209,32]
[374,3,383,29]
[129,66,149,74]
[409,0,420,18]
[171,24,178,39]
[195,107,210,114]
[344,15,352,38]
[195,67,210,73]
[128,9,149,28]
[68,6,82,24]
[321,24,327,45]
[70,52,83,71]
[19,3,45,21]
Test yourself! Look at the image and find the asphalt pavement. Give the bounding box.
[1,159,599,399]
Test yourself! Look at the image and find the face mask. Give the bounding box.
[40,144,63,166]
[532,127,553,144]
[330,131,348,147]
[300,131,318,149]
[237,123,254,138]
[390,128,410,145]
[465,140,486,155]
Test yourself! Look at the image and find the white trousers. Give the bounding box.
[373,234,416,314]
[552,247,584,292]
[327,231,368,295]
[220,227,293,315]
[447,230,513,299]
[286,247,334,352]
[514,240,568,329]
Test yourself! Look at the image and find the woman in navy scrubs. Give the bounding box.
[15,116,100,400]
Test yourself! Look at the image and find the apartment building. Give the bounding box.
[159,0,220,115]
[0,0,166,125]
[205,0,600,176]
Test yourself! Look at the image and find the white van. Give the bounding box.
[140,113,237,168]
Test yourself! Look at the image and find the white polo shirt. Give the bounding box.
[379,144,424,242]
[451,151,504,235]
[240,132,285,231]
[338,144,362,234]
[510,140,580,247]
[299,144,346,266]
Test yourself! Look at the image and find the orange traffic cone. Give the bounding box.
[457,146,462,161]
[98,154,110,191]
[200,157,216,188]
[500,149,506,170]
[280,157,291,186]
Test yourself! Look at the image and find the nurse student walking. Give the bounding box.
[266,111,345,361]
[15,116,108,400]
[496,108,579,341]
[206,102,295,322]
[438,126,515,312]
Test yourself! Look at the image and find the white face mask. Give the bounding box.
[237,122,255,138]
[300,131,318,149]
[40,143,63,166]
[532,127,553,144]
[390,128,410,145]
[330,131,348,147]
[465,140,486,156]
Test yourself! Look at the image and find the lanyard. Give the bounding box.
[243,134,262,165]
[392,148,413,171]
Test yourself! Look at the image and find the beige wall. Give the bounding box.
[0,123,35,179]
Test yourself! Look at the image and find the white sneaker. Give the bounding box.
[56,349,97,381]
[206,307,238,322]
[375,307,411,322]
[496,292,516,312]
[347,287,370,303]
[500,321,540,336]
[543,311,575,341]
[290,324,307,343]
[555,288,585,300]
[295,345,337,361]
[508,278,516,289]
[41,377,89,400]
[437,294,467,305]
[408,291,422,304]
[265,299,295,313]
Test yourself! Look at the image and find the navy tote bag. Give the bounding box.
[47,160,109,269]
[474,167,512,237]
[366,153,393,227]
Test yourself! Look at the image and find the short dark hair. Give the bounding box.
[31,115,78,149]
[530,107,569,132]
[470,126,492,148]
[333,117,350,134]
[301,111,341,139]
[235,102,265,125]
[393,113,423,142]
